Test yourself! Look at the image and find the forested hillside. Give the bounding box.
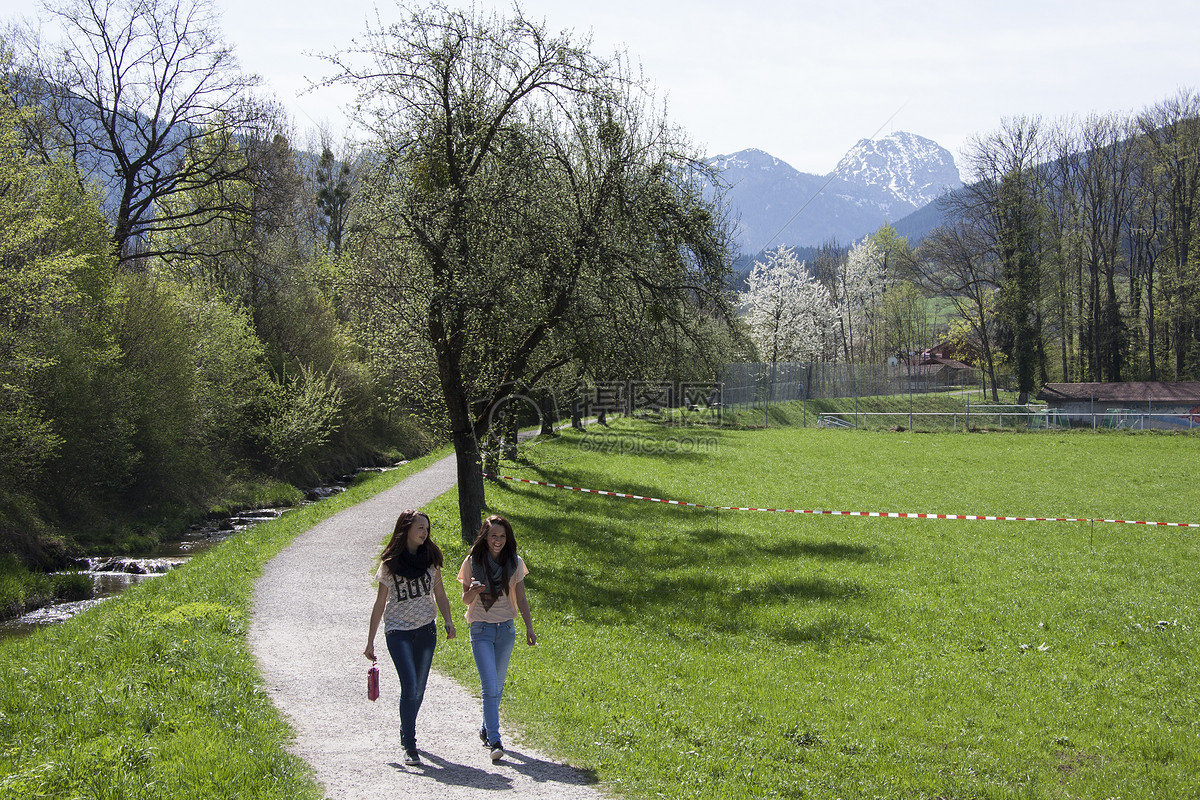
[0,81,427,567]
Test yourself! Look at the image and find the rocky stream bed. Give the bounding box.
[1,464,403,638]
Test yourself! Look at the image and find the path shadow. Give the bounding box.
[498,748,600,786]
[389,753,513,790]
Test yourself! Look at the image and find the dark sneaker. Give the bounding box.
[489,743,504,762]
[479,727,489,747]
[403,750,421,766]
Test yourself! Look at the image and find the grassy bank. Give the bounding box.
[426,420,1200,799]
[0,555,93,619]
[720,390,1033,431]
[0,447,452,800]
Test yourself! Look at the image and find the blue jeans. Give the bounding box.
[385,621,437,752]
[470,619,516,746]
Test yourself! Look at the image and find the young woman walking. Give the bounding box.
[365,509,456,766]
[458,514,536,762]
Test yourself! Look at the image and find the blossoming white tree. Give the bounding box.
[835,236,891,362]
[741,245,836,364]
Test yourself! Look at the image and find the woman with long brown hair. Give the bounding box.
[365,509,456,766]
[457,514,536,762]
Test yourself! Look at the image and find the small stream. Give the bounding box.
[1,463,404,640]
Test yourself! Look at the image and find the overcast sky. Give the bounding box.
[7,0,1199,175]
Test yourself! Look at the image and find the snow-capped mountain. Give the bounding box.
[709,131,962,257]
[833,131,961,210]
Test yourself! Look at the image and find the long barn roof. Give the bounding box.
[1037,382,1200,403]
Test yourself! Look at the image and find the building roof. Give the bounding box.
[901,354,973,370]
[927,355,973,370]
[1037,381,1200,404]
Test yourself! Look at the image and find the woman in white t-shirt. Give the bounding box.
[457,514,536,762]
[365,509,456,766]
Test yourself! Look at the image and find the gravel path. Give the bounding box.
[249,455,603,799]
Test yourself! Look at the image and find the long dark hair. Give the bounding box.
[380,509,443,569]
[467,514,517,565]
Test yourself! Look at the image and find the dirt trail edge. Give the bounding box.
[249,454,603,799]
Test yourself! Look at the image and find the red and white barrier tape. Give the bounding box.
[481,473,1200,528]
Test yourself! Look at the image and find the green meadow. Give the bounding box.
[3,422,1198,799]
[428,421,1200,799]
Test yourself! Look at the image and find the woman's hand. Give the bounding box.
[445,623,457,640]
[463,578,486,603]
[364,644,375,661]
[526,628,537,646]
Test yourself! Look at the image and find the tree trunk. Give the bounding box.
[483,428,499,477]
[454,427,486,545]
[540,393,556,435]
[437,346,487,545]
[1147,261,1157,380]
[571,396,584,429]
[502,412,519,460]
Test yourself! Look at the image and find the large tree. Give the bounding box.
[327,3,734,542]
[0,85,121,563]
[14,0,273,264]
[1138,90,1200,378]
[956,117,1048,403]
[912,222,1004,400]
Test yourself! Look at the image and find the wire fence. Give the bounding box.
[556,365,1199,433]
[720,361,989,408]
[712,363,1199,433]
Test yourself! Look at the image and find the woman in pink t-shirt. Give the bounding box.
[457,514,536,762]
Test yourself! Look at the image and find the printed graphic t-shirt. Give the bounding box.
[376,561,439,632]
[457,555,528,624]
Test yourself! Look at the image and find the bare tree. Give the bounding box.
[956,116,1049,403]
[1075,112,1136,381]
[15,0,273,264]
[1126,137,1165,380]
[1138,89,1200,379]
[912,222,1004,401]
[1042,117,1084,381]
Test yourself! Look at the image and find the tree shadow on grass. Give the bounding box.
[770,615,882,648]
[528,558,871,642]
[491,478,884,569]
[732,575,866,604]
[755,539,885,563]
[486,473,887,646]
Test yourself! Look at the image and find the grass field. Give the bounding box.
[2,422,1197,799]
[427,421,1200,799]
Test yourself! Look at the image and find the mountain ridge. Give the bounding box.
[709,131,961,256]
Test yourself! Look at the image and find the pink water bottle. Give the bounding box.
[367,659,380,701]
